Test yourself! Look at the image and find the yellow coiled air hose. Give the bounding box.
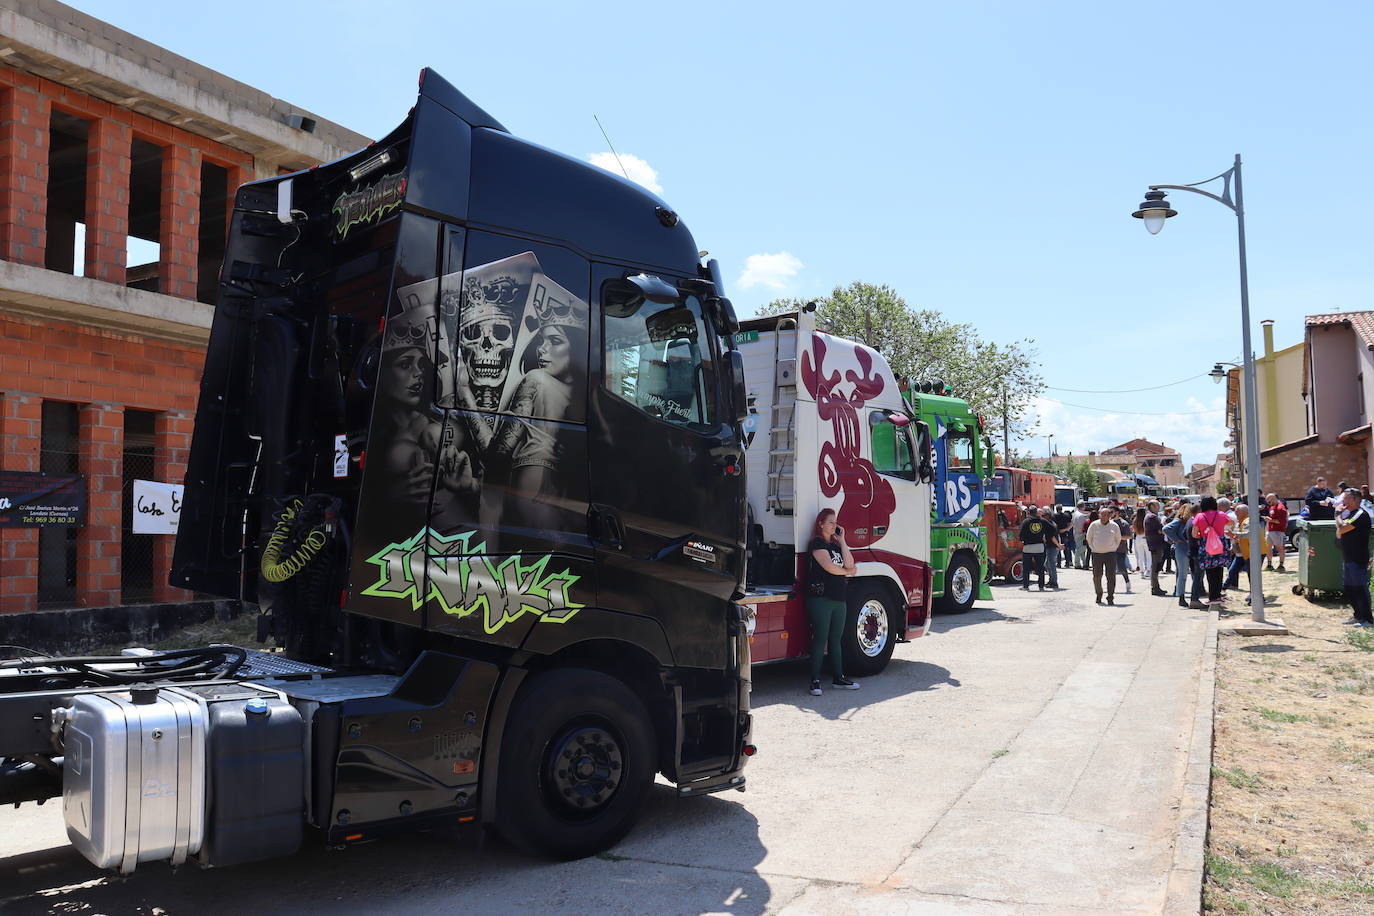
[260,498,329,583]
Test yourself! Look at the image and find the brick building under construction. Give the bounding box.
[0,1,366,614]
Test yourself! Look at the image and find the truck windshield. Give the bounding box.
[986,469,1012,500]
[604,295,718,427]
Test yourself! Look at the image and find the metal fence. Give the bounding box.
[37,401,80,608]
[120,410,157,604]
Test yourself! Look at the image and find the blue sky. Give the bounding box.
[75,0,1374,469]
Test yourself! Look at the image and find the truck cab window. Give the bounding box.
[947,431,973,470]
[870,412,916,480]
[603,294,718,427]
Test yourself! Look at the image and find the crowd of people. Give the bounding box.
[805,478,1374,695]
[1011,476,1373,627]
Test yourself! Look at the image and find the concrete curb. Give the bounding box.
[1163,612,1219,915]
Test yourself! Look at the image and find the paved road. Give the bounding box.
[0,568,1211,914]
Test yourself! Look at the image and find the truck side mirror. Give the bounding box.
[728,350,749,424]
[708,296,740,336]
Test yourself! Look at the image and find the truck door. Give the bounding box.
[349,228,596,647]
[935,418,984,526]
[588,266,743,668]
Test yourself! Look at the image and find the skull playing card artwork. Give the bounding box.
[382,251,589,542]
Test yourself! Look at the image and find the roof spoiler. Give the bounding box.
[417,68,507,132]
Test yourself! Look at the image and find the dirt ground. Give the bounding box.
[85,610,260,656]
[1205,566,1374,914]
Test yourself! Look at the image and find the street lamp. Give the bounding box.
[1046,433,1055,461]
[1132,155,1277,630]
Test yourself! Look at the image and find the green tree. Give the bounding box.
[759,282,1043,444]
[1064,457,1102,497]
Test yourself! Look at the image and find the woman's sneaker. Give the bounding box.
[809,680,823,696]
[831,676,860,690]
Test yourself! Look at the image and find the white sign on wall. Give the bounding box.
[132,479,183,535]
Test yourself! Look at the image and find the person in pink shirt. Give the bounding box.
[1264,493,1288,572]
[1192,496,1232,604]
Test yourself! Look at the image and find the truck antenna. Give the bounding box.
[594,114,632,182]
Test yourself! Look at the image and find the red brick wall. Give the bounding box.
[78,403,123,605]
[0,393,41,611]
[84,117,131,285]
[0,314,204,612]
[0,66,252,291]
[159,143,200,300]
[0,64,260,613]
[1261,440,1369,501]
[0,80,49,266]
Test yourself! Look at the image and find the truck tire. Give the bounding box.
[1006,555,1024,584]
[495,668,655,860]
[936,553,978,614]
[842,582,899,677]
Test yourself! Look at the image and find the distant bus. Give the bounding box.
[1108,481,1140,504]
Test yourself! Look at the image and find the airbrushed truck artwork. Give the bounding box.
[355,252,593,636]
[0,70,754,871]
[737,309,935,677]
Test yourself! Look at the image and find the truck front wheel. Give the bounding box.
[495,668,655,859]
[1006,555,1024,584]
[842,582,899,677]
[936,553,978,614]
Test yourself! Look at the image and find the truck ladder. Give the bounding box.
[766,325,798,516]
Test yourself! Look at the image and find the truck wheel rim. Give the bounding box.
[950,564,974,604]
[856,600,889,656]
[545,723,623,817]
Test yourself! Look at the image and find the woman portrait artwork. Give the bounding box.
[490,278,589,524]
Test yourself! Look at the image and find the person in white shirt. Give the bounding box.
[1071,503,1091,568]
[1086,507,1124,605]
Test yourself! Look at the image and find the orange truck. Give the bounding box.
[985,465,1056,508]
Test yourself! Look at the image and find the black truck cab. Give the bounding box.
[1,71,751,867]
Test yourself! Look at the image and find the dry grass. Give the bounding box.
[1205,572,1374,914]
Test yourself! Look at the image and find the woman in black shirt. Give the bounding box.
[806,508,859,695]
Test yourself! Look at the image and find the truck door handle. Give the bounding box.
[589,504,625,550]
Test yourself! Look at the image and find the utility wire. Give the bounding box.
[1044,373,1207,394]
[1038,395,1223,416]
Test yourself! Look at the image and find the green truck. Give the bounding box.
[902,385,993,612]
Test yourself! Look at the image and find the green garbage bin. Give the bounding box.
[1292,518,1374,597]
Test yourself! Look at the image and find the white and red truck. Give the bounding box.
[736,308,935,676]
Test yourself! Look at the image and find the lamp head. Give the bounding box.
[1132,189,1177,235]
[1209,363,1227,384]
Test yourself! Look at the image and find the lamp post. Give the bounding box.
[1046,434,1055,461]
[1133,156,1276,629]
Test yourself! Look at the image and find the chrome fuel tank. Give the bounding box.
[62,687,206,873]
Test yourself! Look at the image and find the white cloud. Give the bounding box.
[737,252,804,291]
[1015,394,1229,471]
[586,152,663,193]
